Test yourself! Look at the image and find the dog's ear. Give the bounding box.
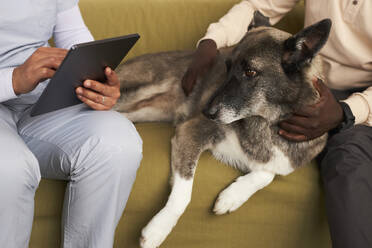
[248,11,270,31]
[282,19,332,74]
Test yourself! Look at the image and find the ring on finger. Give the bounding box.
[102,96,105,105]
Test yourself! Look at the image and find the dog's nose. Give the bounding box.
[202,107,219,120]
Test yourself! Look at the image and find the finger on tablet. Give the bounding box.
[105,67,120,87]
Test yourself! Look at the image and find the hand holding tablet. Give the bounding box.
[75,67,120,111]
[30,33,140,116]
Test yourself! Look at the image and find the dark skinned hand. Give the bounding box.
[279,78,344,142]
[13,47,120,111]
[12,47,68,95]
[181,39,218,96]
[75,67,121,111]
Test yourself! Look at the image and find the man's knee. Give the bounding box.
[104,120,143,175]
[320,125,372,182]
[85,111,142,151]
[72,111,143,176]
[326,125,372,149]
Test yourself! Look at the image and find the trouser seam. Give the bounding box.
[20,134,75,248]
[62,183,73,248]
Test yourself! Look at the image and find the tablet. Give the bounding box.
[30,33,140,116]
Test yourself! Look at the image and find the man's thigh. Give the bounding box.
[0,104,18,134]
[321,125,372,181]
[17,104,141,180]
[0,104,40,192]
[0,104,37,164]
[320,125,372,248]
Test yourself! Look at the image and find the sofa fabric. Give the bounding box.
[29,0,331,247]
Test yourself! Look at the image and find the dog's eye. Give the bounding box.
[245,69,257,77]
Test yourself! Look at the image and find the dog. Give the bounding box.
[114,12,331,248]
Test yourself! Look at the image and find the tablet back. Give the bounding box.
[30,34,140,116]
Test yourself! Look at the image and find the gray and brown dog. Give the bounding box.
[114,12,331,248]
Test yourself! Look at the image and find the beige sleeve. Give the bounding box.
[343,86,372,126]
[198,0,299,49]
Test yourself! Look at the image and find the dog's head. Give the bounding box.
[203,12,331,124]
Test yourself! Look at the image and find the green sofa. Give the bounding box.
[30,0,332,247]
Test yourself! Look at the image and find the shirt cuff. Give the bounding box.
[196,1,255,49]
[197,27,228,49]
[0,67,18,103]
[342,93,369,125]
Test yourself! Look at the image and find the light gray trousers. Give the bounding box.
[0,101,142,248]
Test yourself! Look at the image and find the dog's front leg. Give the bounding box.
[140,117,214,248]
[214,170,275,215]
[140,172,194,248]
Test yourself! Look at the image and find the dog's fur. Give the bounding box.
[114,13,331,248]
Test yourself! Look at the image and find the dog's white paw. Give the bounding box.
[139,212,177,248]
[140,224,169,248]
[213,184,247,215]
[140,228,167,248]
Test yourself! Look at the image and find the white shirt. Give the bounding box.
[200,0,372,126]
[0,2,93,103]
